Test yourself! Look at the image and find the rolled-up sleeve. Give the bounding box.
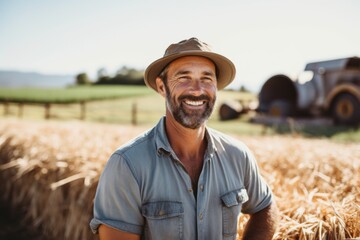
[90,152,143,235]
[240,147,273,215]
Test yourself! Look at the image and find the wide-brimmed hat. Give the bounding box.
[144,37,236,91]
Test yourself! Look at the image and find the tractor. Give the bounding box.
[257,57,360,125]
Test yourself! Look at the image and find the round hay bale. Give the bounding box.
[219,101,243,121]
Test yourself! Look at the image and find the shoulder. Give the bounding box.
[207,127,258,175]
[207,128,251,156]
[101,127,156,174]
[114,127,156,158]
[104,127,159,180]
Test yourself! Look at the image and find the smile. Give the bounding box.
[184,100,206,106]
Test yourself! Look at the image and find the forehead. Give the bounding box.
[167,56,216,74]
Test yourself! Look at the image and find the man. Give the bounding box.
[90,37,279,240]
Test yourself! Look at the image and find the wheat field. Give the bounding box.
[0,118,359,240]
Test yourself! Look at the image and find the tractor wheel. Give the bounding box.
[332,93,360,125]
[268,100,294,118]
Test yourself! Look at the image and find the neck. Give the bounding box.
[164,114,207,161]
[164,113,208,194]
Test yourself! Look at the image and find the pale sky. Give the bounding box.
[1,0,359,92]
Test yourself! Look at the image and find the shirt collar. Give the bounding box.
[154,116,173,157]
[154,116,217,159]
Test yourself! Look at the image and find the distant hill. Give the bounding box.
[0,70,75,88]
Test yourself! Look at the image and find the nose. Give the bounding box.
[188,79,203,96]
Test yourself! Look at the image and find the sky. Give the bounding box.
[0,0,359,92]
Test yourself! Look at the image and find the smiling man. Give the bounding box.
[90,37,279,240]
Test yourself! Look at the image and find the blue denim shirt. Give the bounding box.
[90,117,273,240]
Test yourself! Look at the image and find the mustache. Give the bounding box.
[178,94,211,102]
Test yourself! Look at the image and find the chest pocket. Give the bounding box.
[142,201,184,240]
[221,188,249,240]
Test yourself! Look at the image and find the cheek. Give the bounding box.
[210,80,218,90]
[167,83,187,97]
[211,83,218,92]
[206,84,217,96]
[164,85,180,102]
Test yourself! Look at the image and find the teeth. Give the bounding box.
[185,100,204,106]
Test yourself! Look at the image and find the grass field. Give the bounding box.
[0,85,153,103]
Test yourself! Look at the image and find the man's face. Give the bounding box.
[162,56,217,129]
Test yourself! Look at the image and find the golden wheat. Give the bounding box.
[0,118,359,240]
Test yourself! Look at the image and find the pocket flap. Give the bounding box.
[142,201,184,219]
[221,188,249,207]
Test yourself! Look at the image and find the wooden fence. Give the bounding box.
[2,100,86,120]
[1,100,140,125]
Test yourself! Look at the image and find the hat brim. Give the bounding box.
[144,50,236,91]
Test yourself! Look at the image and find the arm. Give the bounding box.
[99,224,141,240]
[242,202,279,240]
[90,154,144,237]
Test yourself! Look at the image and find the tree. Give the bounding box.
[76,73,91,85]
[97,67,108,79]
[239,85,250,93]
[94,65,145,86]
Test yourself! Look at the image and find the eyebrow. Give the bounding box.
[174,70,191,77]
[174,70,216,77]
[202,71,216,77]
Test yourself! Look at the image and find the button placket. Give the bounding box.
[172,156,194,196]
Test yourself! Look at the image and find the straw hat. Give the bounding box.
[144,37,236,91]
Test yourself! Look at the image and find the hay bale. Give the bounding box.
[219,101,243,121]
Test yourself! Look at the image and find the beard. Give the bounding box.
[164,83,216,129]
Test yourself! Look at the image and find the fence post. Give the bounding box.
[4,101,10,116]
[18,103,24,118]
[80,101,86,120]
[45,103,51,119]
[132,101,137,125]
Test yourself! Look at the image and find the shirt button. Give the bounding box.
[188,189,193,193]
[200,185,204,191]
[199,213,203,220]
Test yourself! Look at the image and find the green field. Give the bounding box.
[0,85,153,103]
[0,85,359,142]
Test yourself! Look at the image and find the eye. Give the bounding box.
[178,76,191,82]
[202,76,214,82]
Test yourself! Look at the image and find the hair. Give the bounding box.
[158,65,169,85]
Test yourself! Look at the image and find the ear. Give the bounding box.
[156,77,166,98]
